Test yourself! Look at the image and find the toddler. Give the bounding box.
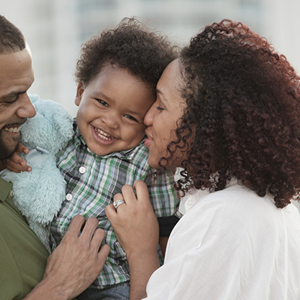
[7,18,179,300]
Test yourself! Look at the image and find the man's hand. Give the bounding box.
[24,215,110,300]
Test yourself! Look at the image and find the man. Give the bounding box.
[0,15,110,300]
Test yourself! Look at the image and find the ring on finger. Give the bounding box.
[113,199,125,210]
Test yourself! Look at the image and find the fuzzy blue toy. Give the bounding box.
[1,94,73,252]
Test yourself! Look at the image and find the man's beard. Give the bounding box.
[0,129,20,161]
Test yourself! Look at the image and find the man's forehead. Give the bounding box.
[25,41,32,56]
[0,47,34,100]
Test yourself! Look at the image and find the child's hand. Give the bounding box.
[7,143,32,173]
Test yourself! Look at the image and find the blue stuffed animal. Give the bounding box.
[1,94,73,252]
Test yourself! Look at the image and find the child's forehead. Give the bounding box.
[86,64,155,117]
[90,65,152,96]
[96,63,136,81]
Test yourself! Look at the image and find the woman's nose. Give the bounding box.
[144,103,155,127]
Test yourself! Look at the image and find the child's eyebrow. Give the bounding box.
[94,91,110,100]
[126,109,143,119]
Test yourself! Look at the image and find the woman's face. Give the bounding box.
[144,59,187,170]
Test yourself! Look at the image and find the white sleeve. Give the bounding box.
[143,187,299,300]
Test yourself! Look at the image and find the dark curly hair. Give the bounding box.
[165,20,300,208]
[75,17,178,93]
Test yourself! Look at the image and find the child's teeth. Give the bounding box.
[96,128,114,140]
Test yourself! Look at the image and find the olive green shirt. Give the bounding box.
[0,177,49,300]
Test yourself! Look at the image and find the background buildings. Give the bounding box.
[1,0,300,210]
[1,0,300,116]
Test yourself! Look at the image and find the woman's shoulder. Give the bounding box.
[188,182,276,217]
[174,183,281,244]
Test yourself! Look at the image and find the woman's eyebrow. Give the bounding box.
[156,88,168,102]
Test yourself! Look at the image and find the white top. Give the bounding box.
[144,181,300,300]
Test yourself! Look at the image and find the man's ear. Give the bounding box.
[75,82,85,106]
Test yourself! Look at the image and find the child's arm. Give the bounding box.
[0,160,7,171]
[6,143,32,173]
[158,215,180,256]
[144,168,181,257]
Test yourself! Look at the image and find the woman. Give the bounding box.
[106,20,300,299]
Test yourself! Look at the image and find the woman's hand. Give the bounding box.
[106,180,159,259]
[106,180,160,300]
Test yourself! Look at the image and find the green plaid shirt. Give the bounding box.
[50,121,178,289]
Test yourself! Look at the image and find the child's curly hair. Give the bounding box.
[75,17,178,92]
[164,20,300,208]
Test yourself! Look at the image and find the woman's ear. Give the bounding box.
[75,82,85,106]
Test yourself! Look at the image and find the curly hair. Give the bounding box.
[75,17,178,92]
[166,20,300,208]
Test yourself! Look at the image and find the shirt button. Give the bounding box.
[9,190,14,197]
[186,199,193,206]
[66,194,73,201]
[79,166,86,174]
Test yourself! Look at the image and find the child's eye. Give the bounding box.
[96,99,108,107]
[124,114,138,122]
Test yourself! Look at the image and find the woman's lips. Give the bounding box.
[144,136,153,148]
[144,129,153,148]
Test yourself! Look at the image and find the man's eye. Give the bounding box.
[124,114,138,122]
[6,95,20,104]
[156,106,164,111]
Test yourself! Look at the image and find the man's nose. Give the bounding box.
[16,93,36,119]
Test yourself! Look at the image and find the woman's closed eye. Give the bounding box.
[155,99,165,111]
[156,106,164,111]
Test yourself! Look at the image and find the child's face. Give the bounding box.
[75,65,155,156]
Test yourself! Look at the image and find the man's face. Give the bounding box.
[0,47,36,160]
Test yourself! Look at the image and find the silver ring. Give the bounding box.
[113,199,125,210]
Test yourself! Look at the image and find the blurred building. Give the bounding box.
[1,0,300,211]
[1,0,300,116]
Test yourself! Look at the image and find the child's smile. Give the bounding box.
[75,64,155,156]
[92,125,117,144]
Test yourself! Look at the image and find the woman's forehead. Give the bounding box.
[157,59,184,98]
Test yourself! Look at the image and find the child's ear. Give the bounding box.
[75,82,85,106]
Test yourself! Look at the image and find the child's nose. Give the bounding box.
[103,113,119,129]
